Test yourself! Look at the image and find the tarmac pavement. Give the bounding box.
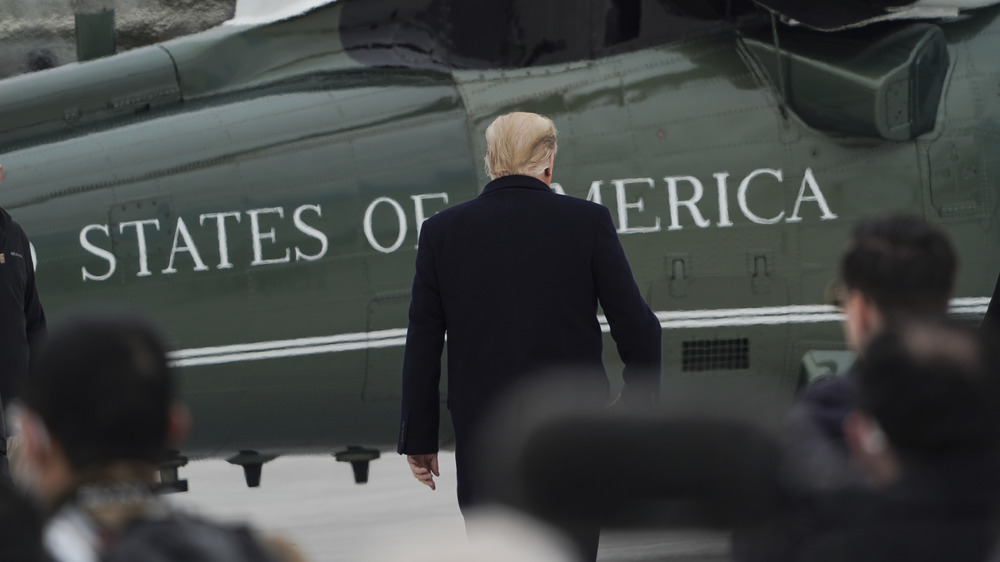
[167,453,729,562]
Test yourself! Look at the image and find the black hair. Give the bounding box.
[839,213,956,318]
[858,321,1000,462]
[20,314,174,470]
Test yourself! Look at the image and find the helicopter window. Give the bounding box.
[443,0,591,68]
[664,0,759,20]
[605,0,643,46]
[597,0,761,55]
[339,0,763,70]
[340,0,591,69]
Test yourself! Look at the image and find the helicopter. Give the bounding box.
[0,0,997,488]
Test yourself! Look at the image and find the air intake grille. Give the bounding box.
[682,338,750,372]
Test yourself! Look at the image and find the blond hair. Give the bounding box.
[484,112,558,180]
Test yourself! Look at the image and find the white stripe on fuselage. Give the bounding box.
[168,298,991,367]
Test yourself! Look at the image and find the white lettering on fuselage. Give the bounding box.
[73,168,836,281]
[199,211,242,269]
[614,178,661,234]
[119,219,160,277]
[363,197,407,254]
[553,166,833,234]
[248,207,292,266]
[163,217,209,274]
[664,176,711,231]
[79,204,330,282]
[292,205,328,261]
[80,224,116,281]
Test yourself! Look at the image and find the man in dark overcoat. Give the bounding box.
[397,112,662,526]
[0,165,47,483]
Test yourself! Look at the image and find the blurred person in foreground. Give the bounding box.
[803,321,1000,562]
[735,214,959,561]
[398,112,661,559]
[15,314,302,562]
[787,213,957,490]
[381,507,577,562]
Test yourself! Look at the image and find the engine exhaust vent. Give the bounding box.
[682,338,750,372]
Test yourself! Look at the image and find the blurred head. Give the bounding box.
[381,507,577,562]
[484,112,558,183]
[18,314,188,503]
[837,214,956,351]
[845,321,1000,485]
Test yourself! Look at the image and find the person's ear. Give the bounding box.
[843,291,882,352]
[165,403,191,449]
[856,293,873,340]
[842,290,866,351]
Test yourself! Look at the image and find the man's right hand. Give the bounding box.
[407,453,439,491]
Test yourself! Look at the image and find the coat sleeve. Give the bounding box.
[4,226,46,409]
[398,224,446,455]
[591,207,661,407]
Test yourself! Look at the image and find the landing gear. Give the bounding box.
[227,450,278,488]
[157,453,189,493]
[334,446,381,484]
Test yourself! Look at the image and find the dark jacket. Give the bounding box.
[398,175,661,457]
[802,453,1000,562]
[45,482,278,562]
[0,207,46,411]
[781,367,860,492]
[738,431,1000,562]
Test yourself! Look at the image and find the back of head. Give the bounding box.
[858,321,1000,463]
[21,314,173,470]
[839,213,956,318]
[484,112,557,180]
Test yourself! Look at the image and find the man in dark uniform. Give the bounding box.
[398,112,661,522]
[0,165,47,482]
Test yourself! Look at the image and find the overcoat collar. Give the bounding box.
[480,175,553,196]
